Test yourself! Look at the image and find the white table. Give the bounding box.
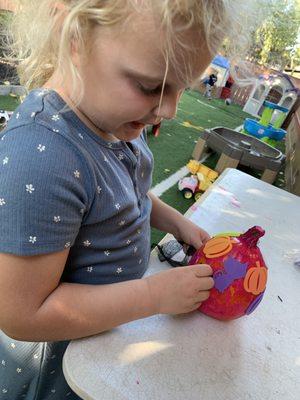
[63,168,300,400]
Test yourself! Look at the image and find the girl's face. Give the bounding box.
[71,13,212,141]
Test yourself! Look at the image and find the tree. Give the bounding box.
[248,0,299,70]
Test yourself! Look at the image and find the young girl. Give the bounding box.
[0,1,252,398]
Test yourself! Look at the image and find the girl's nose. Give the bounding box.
[153,90,183,121]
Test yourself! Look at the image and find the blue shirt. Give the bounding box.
[0,88,154,400]
[0,88,154,284]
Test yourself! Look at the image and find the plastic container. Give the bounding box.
[244,118,286,141]
[199,127,285,172]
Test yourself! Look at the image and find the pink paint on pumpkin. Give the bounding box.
[189,226,267,320]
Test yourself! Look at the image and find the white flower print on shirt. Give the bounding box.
[0,198,6,206]
[53,216,61,223]
[31,112,36,118]
[64,242,71,248]
[83,240,91,247]
[116,267,123,274]
[97,186,102,194]
[115,203,121,210]
[141,171,145,178]
[10,343,16,349]
[15,112,20,119]
[52,128,59,133]
[51,114,60,121]
[16,368,22,373]
[80,208,85,215]
[33,354,39,359]
[74,170,80,178]
[133,246,138,253]
[118,220,125,226]
[104,156,108,162]
[1,360,5,366]
[139,259,142,264]
[1,134,5,141]
[78,133,84,140]
[104,250,110,256]
[26,184,35,194]
[37,91,46,97]
[126,239,131,245]
[37,144,46,152]
[117,153,124,161]
[2,157,8,165]
[2,389,8,394]
[87,267,93,273]
[29,236,37,244]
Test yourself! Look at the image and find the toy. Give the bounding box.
[189,226,267,320]
[0,110,12,129]
[192,127,285,184]
[178,161,219,200]
[243,100,288,142]
[178,175,199,199]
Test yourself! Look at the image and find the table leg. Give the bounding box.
[192,138,206,160]
[261,169,278,184]
[215,153,239,173]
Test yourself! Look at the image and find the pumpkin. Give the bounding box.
[189,226,268,320]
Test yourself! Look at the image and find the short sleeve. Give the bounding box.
[0,123,93,255]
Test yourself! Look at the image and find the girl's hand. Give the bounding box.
[174,217,210,250]
[145,264,214,314]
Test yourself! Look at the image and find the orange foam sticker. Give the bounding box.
[203,236,232,259]
[244,266,268,295]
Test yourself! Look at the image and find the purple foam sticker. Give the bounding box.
[245,292,264,315]
[213,257,248,293]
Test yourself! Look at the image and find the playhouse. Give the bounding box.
[243,72,299,126]
[209,55,230,88]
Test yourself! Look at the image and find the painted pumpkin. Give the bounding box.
[189,226,268,320]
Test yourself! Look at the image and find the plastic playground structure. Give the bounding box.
[243,100,289,142]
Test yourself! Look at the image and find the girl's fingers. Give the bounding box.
[188,301,202,312]
[192,264,213,277]
[197,277,214,290]
[195,290,210,302]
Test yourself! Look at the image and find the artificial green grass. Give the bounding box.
[0,95,20,111]
[149,89,286,244]
[148,89,251,186]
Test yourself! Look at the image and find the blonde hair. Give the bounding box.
[7,0,256,97]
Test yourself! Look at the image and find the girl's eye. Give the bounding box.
[137,82,162,96]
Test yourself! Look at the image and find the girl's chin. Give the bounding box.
[116,122,146,140]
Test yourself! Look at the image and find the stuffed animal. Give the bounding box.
[189,226,267,320]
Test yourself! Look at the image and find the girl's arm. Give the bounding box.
[0,250,213,342]
[148,191,187,238]
[148,191,210,248]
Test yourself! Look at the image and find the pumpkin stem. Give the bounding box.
[240,226,265,248]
